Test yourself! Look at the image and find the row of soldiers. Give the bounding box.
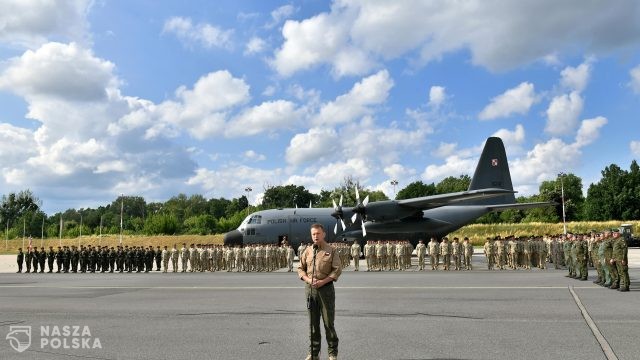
[359,240,416,271]
[16,244,175,273]
[483,236,549,270]
[560,229,630,292]
[176,243,297,273]
[15,243,304,274]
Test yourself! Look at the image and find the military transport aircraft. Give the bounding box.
[223,137,552,247]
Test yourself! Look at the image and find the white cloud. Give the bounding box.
[287,158,373,194]
[492,124,525,153]
[313,70,393,126]
[272,1,640,76]
[272,12,345,76]
[383,164,417,181]
[422,155,477,183]
[187,166,284,204]
[243,150,266,162]
[342,118,429,165]
[428,86,446,108]
[575,116,607,147]
[0,123,36,166]
[262,85,277,97]
[631,141,640,156]
[164,70,250,139]
[225,100,302,137]
[479,82,536,120]
[267,4,296,28]
[560,60,593,92]
[630,64,640,93]
[0,42,116,102]
[432,142,457,159]
[0,0,90,48]
[510,139,581,184]
[245,36,267,55]
[285,127,338,165]
[0,41,197,202]
[545,91,583,136]
[163,16,233,49]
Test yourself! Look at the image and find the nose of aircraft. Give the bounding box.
[223,230,243,246]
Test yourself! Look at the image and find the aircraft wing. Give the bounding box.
[485,202,555,211]
[396,188,515,210]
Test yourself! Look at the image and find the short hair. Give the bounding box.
[310,223,325,232]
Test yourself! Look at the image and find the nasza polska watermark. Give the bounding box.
[6,325,102,353]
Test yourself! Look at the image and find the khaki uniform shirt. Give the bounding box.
[297,243,342,282]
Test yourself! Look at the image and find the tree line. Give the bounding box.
[1,161,639,239]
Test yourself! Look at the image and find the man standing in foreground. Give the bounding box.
[297,224,342,360]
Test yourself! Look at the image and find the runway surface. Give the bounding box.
[0,262,638,360]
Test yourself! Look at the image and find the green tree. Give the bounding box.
[396,181,437,200]
[435,175,471,194]
[262,185,317,209]
[0,190,41,230]
[144,214,180,235]
[538,173,584,221]
[584,161,640,220]
[183,214,217,235]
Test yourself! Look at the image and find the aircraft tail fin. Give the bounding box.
[465,137,516,205]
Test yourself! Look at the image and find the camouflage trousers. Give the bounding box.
[613,261,630,289]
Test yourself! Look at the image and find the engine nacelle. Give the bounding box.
[362,200,416,222]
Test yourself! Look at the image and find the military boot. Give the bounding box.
[618,287,629,292]
[609,283,619,289]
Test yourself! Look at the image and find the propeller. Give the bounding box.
[331,195,347,234]
[350,187,369,237]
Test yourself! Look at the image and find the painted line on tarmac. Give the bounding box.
[569,286,618,360]
[0,285,601,290]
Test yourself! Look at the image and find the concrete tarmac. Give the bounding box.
[0,256,638,360]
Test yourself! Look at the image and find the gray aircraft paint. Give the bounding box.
[223,137,551,248]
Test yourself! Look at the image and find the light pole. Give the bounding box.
[41,214,45,247]
[245,187,252,216]
[390,179,399,199]
[558,173,567,235]
[120,194,124,246]
[99,215,103,247]
[79,211,83,247]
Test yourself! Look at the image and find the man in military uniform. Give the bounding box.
[463,237,474,270]
[416,240,426,271]
[495,238,506,270]
[25,248,32,273]
[81,246,89,273]
[38,247,46,273]
[180,243,189,272]
[610,230,629,291]
[575,234,588,280]
[484,237,494,270]
[171,244,179,272]
[17,248,24,273]
[63,246,71,273]
[451,237,461,271]
[32,247,39,273]
[602,230,617,287]
[155,246,162,271]
[55,246,63,273]
[428,237,439,270]
[47,246,55,273]
[297,224,342,360]
[71,245,79,273]
[563,236,573,277]
[440,237,451,270]
[350,240,361,271]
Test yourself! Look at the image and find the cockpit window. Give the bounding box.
[248,215,262,224]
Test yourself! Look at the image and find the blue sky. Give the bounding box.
[1,0,640,214]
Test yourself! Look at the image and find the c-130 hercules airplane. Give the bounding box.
[223,137,552,247]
